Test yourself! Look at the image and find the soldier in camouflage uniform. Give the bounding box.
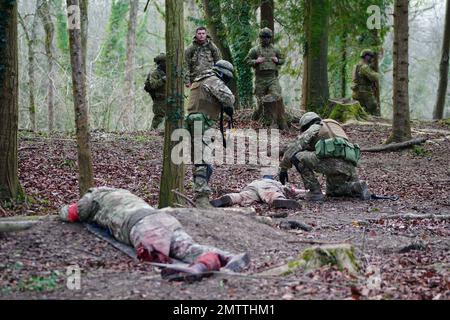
[59,187,249,281]
[279,112,371,202]
[185,60,235,208]
[246,28,285,122]
[185,27,222,87]
[144,53,167,130]
[211,173,301,209]
[352,49,381,116]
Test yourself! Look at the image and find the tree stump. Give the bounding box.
[327,99,369,123]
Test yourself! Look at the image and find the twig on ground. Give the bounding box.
[172,189,196,208]
[287,237,354,245]
[368,214,450,221]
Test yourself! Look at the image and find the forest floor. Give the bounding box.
[0,112,449,300]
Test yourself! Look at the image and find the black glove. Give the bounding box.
[223,106,234,118]
[279,170,289,185]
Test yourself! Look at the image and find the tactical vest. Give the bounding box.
[318,119,349,141]
[352,62,374,92]
[187,73,223,121]
[146,69,166,101]
[255,45,279,75]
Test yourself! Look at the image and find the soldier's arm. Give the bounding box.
[275,48,285,65]
[148,71,165,89]
[245,48,259,67]
[211,42,222,62]
[360,64,380,82]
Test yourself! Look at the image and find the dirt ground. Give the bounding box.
[0,115,449,300]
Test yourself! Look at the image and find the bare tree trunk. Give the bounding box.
[123,0,138,131]
[201,0,239,108]
[433,0,450,120]
[340,32,347,98]
[260,0,274,32]
[301,0,330,112]
[159,0,185,208]
[37,0,56,132]
[66,0,94,196]
[0,0,21,200]
[79,0,89,113]
[18,9,39,132]
[389,0,411,143]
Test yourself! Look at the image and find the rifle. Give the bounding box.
[220,108,234,149]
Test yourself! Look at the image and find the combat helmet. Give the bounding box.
[154,53,166,64]
[360,49,375,58]
[212,60,235,80]
[259,27,273,38]
[299,112,322,132]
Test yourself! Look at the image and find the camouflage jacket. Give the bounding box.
[352,61,380,93]
[185,36,222,84]
[144,66,166,101]
[246,44,285,76]
[187,70,235,121]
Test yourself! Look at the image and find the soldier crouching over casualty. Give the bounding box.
[279,112,371,202]
[211,168,303,209]
[59,187,250,282]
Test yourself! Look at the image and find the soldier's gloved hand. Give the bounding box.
[224,106,234,118]
[279,170,289,185]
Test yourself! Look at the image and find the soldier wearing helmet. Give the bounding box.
[185,60,236,208]
[351,49,381,116]
[144,53,167,130]
[279,112,371,202]
[246,28,286,126]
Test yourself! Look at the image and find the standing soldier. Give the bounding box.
[352,49,381,116]
[279,112,371,202]
[185,27,222,88]
[144,53,167,130]
[185,60,235,208]
[246,28,285,126]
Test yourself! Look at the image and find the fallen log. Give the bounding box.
[361,137,427,153]
[0,221,39,233]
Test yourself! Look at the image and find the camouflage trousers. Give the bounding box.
[228,184,286,206]
[185,112,216,197]
[292,151,360,197]
[253,74,283,120]
[353,91,380,116]
[152,100,166,130]
[130,212,231,264]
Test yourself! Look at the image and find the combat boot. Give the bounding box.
[195,194,214,209]
[351,180,371,200]
[305,190,325,202]
[272,199,300,209]
[210,195,233,208]
[224,253,250,272]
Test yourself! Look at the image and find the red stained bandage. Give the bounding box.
[68,203,79,222]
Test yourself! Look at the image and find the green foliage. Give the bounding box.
[17,271,61,292]
[411,146,431,157]
[222,0,258,108]
[52,0,70,60]
[97,0,130,75]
